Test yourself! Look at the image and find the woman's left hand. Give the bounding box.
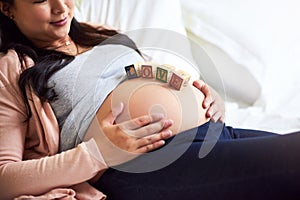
[193,80,225,123]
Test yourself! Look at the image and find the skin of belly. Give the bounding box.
[96,78,209,135]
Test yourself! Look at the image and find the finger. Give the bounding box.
[202,88,213,108]
[135,140,166,153]
[193,80,210,96]
[137,129,173,147]
[120,113,165,130]
[219,115,225,123]
[216,111,225,123]
[203,95,214,109]
[207,101,225,120]
[130,119,173,138]
[135,130,173,153]
[206,104,216,118]
[193,80,213,108]
[162,119,174,129]
[193,80,206,90]
[211,111,222,123]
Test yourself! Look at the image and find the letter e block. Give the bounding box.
[169,73,184,90]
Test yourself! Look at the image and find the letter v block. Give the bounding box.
[156,67,168,83]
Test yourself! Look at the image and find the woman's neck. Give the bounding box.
[34,36,79,56]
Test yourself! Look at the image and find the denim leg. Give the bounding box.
[225,125,278,138]
[93,122,300,200]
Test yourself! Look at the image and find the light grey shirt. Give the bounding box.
[48,44,142,151]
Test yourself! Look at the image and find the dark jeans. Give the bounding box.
[93,122,300,200]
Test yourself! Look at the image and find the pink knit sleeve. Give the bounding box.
[0,51,108,199]
[0,142,107,199]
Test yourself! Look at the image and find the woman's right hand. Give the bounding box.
[86,103,174,167]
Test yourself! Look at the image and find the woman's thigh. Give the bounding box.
[93,122,300,200]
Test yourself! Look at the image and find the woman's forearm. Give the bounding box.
[0,142,106,199]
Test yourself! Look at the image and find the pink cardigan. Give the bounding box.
[0,50,108,199]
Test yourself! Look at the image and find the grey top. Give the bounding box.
[48,44,142,151]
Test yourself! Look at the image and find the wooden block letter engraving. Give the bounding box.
[125,64,138,79]
[141,65,153,78]
[156,67,168,83]
[169,73,184,90]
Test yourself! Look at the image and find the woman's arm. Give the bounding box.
[0,139,105,199]
[0,50,174,199]
[0,51,106,199]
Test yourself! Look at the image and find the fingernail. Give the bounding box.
[164,119,174,126]
[166,130,173,137]
[207,110,213,116]
[204,102,210,108]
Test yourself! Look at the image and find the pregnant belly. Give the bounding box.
[97,78,209,135]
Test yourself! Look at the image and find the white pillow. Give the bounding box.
[75,0,186,34]
[186,33,262,105]
[180,0,300,110]
[180,0,266,105]
[74,0,200,80]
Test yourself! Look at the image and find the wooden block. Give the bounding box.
[162,64,176,72]
[156,66,168,83]
[174,69,191,86]
[169,73,184,90]
[141,65,153,78]
[125,64,138,79]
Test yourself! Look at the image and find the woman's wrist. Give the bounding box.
[82,138,108,168]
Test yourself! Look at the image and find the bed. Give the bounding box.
[75,0,300,134]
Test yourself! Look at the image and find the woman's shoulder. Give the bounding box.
[0,49,19,63]
[0,49,21,72]
[0,49,34,86]
[0,49,34,70]
[0,50,21,83]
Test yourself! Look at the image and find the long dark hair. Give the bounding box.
[0,1,140,119]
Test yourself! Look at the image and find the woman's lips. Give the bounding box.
[50,17,68,26]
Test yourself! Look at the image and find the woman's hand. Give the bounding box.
[89,103,174,166]
[193,80,225,123]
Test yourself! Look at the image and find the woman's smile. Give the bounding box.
[50,17,68,26]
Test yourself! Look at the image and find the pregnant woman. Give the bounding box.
[1,0,300,199]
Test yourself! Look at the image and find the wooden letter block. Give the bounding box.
[169,73,184,90]
[156,67,168,83]
[125,64,138,79]
[141,65,153,78]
